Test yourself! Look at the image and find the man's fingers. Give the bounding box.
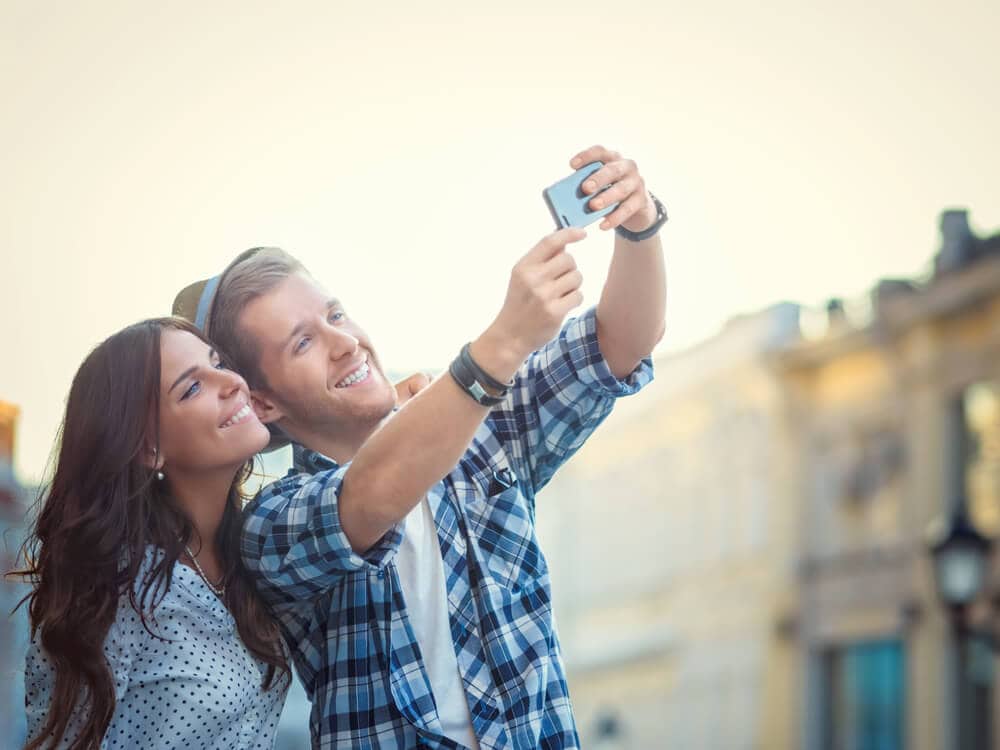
[550,269,584,298]
[589,176,640,212]
[570,144,620,171]
[394,373,431,407]
[540,249,577,280]
[600,192,649,230]
[556,290,585,315]
[528,227,587,262]
[580,159,635,195]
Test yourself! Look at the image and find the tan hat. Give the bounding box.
[172,278,214,326]
[172,248,274,332]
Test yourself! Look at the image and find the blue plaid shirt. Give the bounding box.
[242,308,653,749]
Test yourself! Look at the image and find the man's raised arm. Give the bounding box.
[571,145,667,377]
[340,228,588,552]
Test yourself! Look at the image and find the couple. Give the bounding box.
[21,145,667,749]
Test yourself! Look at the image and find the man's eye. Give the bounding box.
[181,381,201,400]
[294,336,311,353]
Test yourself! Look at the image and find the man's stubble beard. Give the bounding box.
[288,387,396,445]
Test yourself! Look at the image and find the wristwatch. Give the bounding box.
[614,192,668,242]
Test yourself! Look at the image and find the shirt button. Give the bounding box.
[377,569,385,579]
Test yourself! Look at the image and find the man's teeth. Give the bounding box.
[336,362,370,388]
[222,404,252,428]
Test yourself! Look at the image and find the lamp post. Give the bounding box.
[930,507,992,614]
[591,711,625,750]
[928,505,994,749]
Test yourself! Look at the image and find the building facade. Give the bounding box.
[537,209,1000,749]
[776,210,1000,750]
[536,303,804,749]
[0,400,28,747]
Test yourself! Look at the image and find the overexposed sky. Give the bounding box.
[2,0,998,482]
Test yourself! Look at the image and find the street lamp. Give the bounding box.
[929,507,993,617]
[591,711,625,750]
[927,505,995,749]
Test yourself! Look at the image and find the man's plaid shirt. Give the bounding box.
[242,308,653,749]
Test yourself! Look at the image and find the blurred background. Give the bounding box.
[2,1,999,748]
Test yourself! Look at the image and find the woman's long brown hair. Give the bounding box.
[16,318,288,750]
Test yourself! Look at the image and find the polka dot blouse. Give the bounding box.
[24,547,289,749]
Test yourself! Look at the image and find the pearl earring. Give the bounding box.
[156,470,165,481]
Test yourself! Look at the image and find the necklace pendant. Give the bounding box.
[184,544,225,597]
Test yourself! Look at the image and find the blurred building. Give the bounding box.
[538,209,1000,750]
[537,303,804,749]
[0,400,29,747]
[776,210,1000,750]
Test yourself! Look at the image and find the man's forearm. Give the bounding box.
[338,228,587,554]
[596,232,667,378]
[339,368,499,553]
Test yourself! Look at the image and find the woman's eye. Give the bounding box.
[328,311,344,323]
[214,360,228,371]
[181,381,201,400]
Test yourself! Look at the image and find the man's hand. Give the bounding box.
[472,228,588,382]
[393,372,431,408]
[572,144,666,378]
[570,145,657,233]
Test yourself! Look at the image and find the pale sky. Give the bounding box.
[2,0,998,483]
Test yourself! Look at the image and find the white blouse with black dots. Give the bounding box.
[24,547,289,749]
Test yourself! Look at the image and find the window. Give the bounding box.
[822,640,905,750]
[961,382,1000,536]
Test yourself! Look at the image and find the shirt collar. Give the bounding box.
[291,442,340,474]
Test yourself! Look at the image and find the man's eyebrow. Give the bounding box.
[282,300,342,349]
[167,348,216,393]
[283,321,308,349]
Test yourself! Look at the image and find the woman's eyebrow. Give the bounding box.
[168,366,198,394]
[168,349,217,392]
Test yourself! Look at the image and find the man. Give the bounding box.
[173,145,667,749]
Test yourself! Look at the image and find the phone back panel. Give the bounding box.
[542,161,619,229]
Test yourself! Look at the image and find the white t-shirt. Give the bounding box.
[395,497,481,750]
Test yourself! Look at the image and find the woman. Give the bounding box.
[19,318,289,749]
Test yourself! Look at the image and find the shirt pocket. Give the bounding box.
[471,478,549,595]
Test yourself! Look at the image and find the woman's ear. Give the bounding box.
[141,443,165,471]
[251,391,284,425]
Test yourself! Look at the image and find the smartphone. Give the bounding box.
[542,161,618,229]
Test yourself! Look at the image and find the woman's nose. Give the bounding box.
[219,367,246,397]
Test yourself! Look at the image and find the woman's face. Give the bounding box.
[155,329,270,475]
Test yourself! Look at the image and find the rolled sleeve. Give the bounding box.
[242,463,403,607]
[488,306,654,498]
[555,306,654,396]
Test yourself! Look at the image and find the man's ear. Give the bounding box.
[251,390,285,425]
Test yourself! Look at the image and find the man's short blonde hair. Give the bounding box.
[204,247,306,390]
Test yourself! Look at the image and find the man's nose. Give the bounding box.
[324,326,359,359]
